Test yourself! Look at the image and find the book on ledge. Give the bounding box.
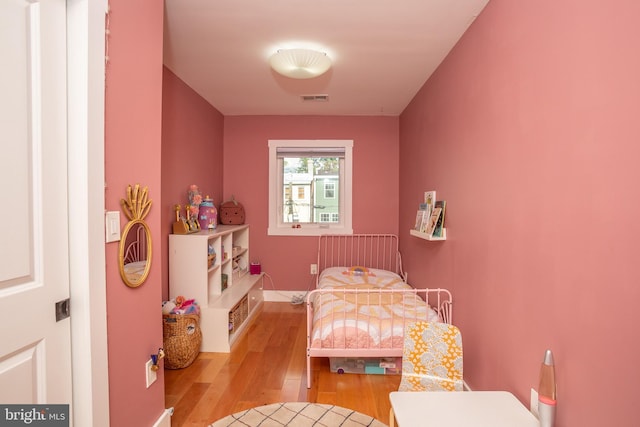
[432,200,446,238]
[419,209,432,233]
[424,191,436,212]
[414,210,424,231]
[424,207,442,238]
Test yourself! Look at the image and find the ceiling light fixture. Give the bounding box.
[269,48,332,79]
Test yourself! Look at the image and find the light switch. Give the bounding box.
[105,211,121,243]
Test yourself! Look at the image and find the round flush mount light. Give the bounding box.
[269,48,332,79]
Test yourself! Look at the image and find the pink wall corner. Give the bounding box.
[104,0,165,425]
[222,115,399,291]
[161,67,224,301]
[399,1,640,426]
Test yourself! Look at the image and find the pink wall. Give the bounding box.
[104,0,165,425]
[161,67,224,300]
[399,1,640,425]
[105,1,640,424]
[223,116,399,291]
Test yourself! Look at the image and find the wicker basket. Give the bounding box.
[163,313,202,369]
[228,295,248,333]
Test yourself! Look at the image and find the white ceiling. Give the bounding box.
[163,0,490,116]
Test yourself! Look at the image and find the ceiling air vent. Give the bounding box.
[301,94,329,102]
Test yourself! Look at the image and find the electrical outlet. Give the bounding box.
[530,388,539,418]
[310,264,318,275]
[146,359,157,388]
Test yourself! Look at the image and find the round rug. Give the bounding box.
[210,402,387,427]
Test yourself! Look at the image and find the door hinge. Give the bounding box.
[55,298,70,322]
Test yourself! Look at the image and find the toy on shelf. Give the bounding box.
[173,204,200,234]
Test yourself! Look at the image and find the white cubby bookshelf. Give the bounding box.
[169,224,264,352]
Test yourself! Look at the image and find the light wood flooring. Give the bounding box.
[165,301,400,426]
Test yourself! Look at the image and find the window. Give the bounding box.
[319,213,339,223]
[324,182,335,199]
[268,140,353,236]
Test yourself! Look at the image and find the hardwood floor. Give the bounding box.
[165,302,400,426]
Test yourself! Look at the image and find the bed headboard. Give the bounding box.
[317,234,404,279]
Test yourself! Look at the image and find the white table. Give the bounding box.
[389,391,539,427]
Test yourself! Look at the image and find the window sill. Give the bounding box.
[268,226,353,236]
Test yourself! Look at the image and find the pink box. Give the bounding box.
[250,262,261,275]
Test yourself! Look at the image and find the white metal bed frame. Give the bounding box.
[316,234,406,283]
[306,234,453,388]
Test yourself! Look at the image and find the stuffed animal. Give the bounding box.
[162,300,176,315]
[342,266,375,277]
[163,296,200,315]
[175,295,185,306]
[174,298,199,315]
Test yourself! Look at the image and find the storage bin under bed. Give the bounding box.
[329,357,402,375]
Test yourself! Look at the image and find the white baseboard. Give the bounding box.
[152,407,173,427]
[263,290,306,303]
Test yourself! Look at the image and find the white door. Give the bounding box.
[0,0,73,408]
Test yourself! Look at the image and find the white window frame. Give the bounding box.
[268,139,353,236]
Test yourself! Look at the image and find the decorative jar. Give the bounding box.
[198,197,217,230]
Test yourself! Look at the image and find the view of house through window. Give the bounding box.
[283,156,340,223]
[268,140,353,236]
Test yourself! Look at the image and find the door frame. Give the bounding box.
[67,0,110,425]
